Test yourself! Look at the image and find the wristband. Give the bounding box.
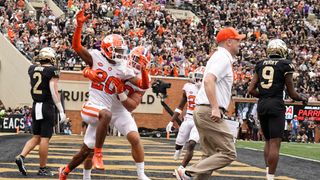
[118,92,128,102]
[175,108,182,114]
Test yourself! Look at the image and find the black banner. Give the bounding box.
[235,102,320,121]
[0,114,25,132]
[285,105,320,121]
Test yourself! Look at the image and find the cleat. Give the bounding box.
[93,153,105,170]
[37,167,54,176]
[15,155,27,176]
[175,167,192,180]
[59,167,68,180]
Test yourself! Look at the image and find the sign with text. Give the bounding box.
[285,105,320,121]
[0,114,25,132]
[58,80,163,114]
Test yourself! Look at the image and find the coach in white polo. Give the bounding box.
[176,27,245,180]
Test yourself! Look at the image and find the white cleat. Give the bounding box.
[138,173,150,180]
[173,165,184,176]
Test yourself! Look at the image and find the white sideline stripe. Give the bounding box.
[242,147,320,163]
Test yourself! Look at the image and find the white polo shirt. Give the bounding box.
[195,47,234,109]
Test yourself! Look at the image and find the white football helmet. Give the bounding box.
[193,66,205,87]
[101,34,128,66]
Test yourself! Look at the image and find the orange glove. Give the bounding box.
[72,6,90,52]
[83,67,104,82]
[112,78,125,94]
[76,6,90,27]
[138,56,150,89]
[112,78,127,102]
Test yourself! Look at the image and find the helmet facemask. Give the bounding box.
[111,46,128,65]
[193,72,203,87]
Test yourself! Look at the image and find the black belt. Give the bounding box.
[197,104,227,113]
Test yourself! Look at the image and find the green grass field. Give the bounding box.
[236,141,320,161]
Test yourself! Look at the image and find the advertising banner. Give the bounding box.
[0,114,25,132]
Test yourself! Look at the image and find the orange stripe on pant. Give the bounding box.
[81,110,98,118]
[83,105,100,113]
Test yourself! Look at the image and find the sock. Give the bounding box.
[83,169,91,179]
[94,148,102,155]
[136,162,145,176]
[267,173,274,180]
[266,167,269,176]
[64,165,71,174]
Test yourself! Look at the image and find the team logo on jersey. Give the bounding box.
[108,67,112,71]
[98,62,103,67]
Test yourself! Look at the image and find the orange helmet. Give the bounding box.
[101,34,128,65]
[192,66,205,87]
[128,46,151,74]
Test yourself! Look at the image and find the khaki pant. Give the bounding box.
[186,105,237,180]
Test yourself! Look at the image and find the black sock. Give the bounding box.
[19,155,25,160]
[40,167,46,170]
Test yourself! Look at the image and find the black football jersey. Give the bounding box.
[28,64,60,103]
[255,58,294,99]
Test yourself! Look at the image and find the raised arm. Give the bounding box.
[72,7,93,67]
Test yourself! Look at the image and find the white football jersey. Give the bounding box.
[88,49,135,110]
[183,82,199,115]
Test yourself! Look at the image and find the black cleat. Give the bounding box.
[15,155,27,176]
[37,167,54,176]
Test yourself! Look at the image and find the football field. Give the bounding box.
[0,134,319,180]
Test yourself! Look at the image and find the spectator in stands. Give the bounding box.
[290,115,300,142]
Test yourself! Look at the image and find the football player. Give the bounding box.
[166,66,205,175]
[15,47,67,176]
[58,6,149,178]
[81,46,151,180]
[248,39,308,180]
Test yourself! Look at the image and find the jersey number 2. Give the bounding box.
[261,66,274,89]
[33,72,42,94]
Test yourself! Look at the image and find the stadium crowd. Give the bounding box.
[0,0,319,99]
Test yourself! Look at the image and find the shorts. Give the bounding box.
[81,101,109,126]
[32,102,56,138]
[176,115,200,146]
[83,109,138,149]
[110,110,138,136]
[258,98,285,140]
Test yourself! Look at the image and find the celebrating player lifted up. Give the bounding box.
[58,7,150,180]
[81,46,152,180]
